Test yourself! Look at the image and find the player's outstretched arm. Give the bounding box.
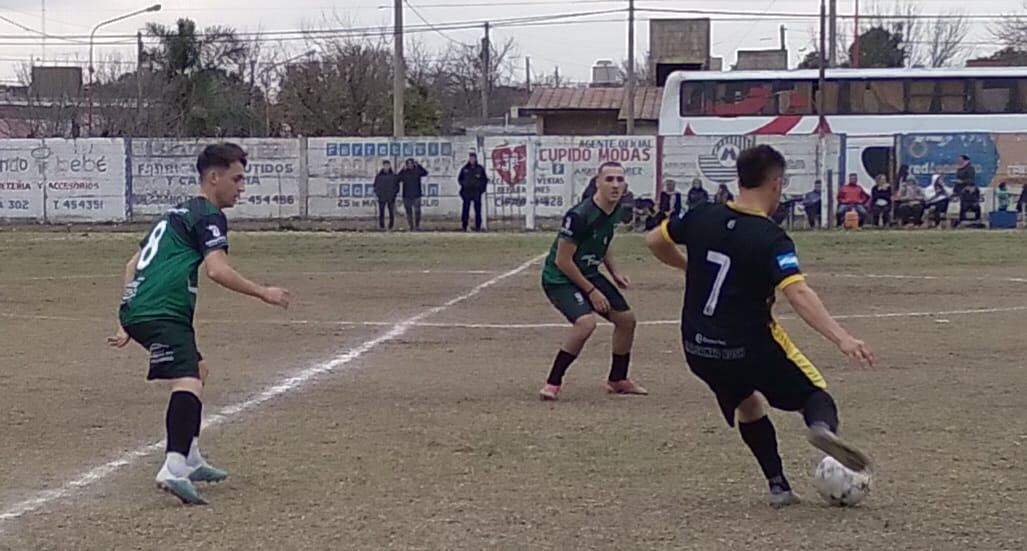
[782,279,875,367]
[108,250,142,348]
[645,227,687,271]
[204,250,291,309]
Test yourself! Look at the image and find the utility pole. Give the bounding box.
[779,25,786,51]
[818,0,826,134]
[481,22,490,123]
[525,56,531,93]
[136,31,143,133]
[41,0,46,62]
[828,0,837,67]
[626,0,636,135]
[393,0,405,137]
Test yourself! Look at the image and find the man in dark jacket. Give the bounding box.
[954,155,976,199]
[398,158,428,231]
[373,160,399,230]
[458,152,489,232]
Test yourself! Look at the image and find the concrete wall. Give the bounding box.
[735,50,788,71]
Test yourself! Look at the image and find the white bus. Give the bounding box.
[658,67,1027,186]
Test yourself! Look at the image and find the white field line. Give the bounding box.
[2,269,500,282]
[5,305,1027,331]
[0,253,545,530]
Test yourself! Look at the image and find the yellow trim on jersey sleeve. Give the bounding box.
[770,321,827,390]
[659,218,675,244]
[776,274,806,291]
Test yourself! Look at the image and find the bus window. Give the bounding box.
[849,80,903,114]
[813,81,843,114]
[681,82,707,116]
[975,79,1016,113]
[712,81,773,116]
[909,79,968,114]
[774,81,813,115]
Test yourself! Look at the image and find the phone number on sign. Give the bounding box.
[0,199,31,210]
[246,195,296,205]
[52,199,104,210]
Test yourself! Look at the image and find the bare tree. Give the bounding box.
[992,1,1027,52]
[865,1,969,67]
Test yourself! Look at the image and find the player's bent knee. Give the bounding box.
[613,309,637,330]
[736,393,768,423]
[573,314,598,336]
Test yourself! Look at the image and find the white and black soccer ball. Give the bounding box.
[812,456,872,507]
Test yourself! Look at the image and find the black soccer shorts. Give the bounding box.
[684,321,827,427]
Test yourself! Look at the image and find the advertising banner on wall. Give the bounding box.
[131,138,301,219]
[307,137,475,219]
[0,139,126,222]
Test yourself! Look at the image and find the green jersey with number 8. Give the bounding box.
[120,197,229,326]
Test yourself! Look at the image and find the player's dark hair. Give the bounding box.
[597,161,624,175]
[197,143,248,176]
[737,145,786,189]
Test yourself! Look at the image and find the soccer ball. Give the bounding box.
[812,456,872,507]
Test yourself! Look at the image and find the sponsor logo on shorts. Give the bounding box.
[149,343,175,364]
[574,292,585,305]
[776,252,800,271]
[695,333,727,346]
[685,340,747,360]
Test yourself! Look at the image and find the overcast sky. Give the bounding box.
[0,0,1023,84]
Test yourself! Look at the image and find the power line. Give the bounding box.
[637,7,1018,21]
[403,0,473,46]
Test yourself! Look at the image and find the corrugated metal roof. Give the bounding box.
[520,86,663,120]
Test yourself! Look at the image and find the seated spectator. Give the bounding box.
[686,178,709,210]
[895,177,926,227]
[870,174,893,227]
[714,183,734,204]
[925,177,950,228]
[997,182,1011,212]
[956,183,982,227]
[803,180,823,229]
[836,173,870,226]
[659,179,683,217]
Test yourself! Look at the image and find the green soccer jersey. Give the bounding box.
[120,197,229,326]
[541,197,621,285]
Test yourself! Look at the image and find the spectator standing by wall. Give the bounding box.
[373,160,399,231]
[895,177,926,227]
[870,174,893,227]
[581,176,597,202]
[803,180,823,229]
[954,155,976,199]
[837,173,870,226]
[458,152,489,232]
[399,158,428,231]
[686,178,709,209]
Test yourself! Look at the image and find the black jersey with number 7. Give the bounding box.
[660,202,804,347]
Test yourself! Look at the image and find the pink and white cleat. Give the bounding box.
[539,384,561,401]
[606,379,649,396]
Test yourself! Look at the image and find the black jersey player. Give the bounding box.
[646,145,875,507]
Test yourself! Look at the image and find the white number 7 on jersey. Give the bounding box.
[703,251,731,317]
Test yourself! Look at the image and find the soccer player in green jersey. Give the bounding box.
[539,161,647,401]
[108,143,291,505]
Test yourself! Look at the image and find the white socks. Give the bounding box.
[187,437,205,468]
[162,452,191,479]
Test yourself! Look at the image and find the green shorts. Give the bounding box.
[123,320,203,380]
[543,274,630,323]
